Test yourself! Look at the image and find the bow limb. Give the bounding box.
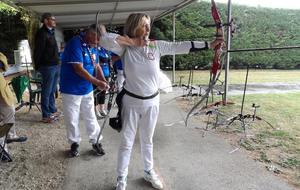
[211,0,224,77]
[184,63,224,126]
[96,10,101,47]
[94,10,101,82]
[97,55,118,144]
[185,0,224,126]
[95,10,117,143]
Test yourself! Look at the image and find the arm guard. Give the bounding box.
[190,41,209,52]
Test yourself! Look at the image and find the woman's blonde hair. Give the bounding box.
[123,13,151,38]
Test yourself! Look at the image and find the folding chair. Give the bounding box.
[0,123,14,162]
[28,72,42,111]
[13,74,42,112]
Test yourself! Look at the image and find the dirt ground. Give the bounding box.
[0,97,68,190]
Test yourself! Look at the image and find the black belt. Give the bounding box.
[123,88,159,100]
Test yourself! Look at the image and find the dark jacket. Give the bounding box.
[33,25,59,70]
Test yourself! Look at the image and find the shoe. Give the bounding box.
[69,143,80,157]
[51,111,62,118]
[116,176,127,190]
[144,169,164,190]
[6,136,27,144]
[92,143,105,156]
[41,116,58,123]
[99,109,107,117]
[95,108,103,118]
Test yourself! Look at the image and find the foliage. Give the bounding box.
[0,1,39,64]
[1,0,300,69]
[0,1,17,13]
[18,7,40,54]
[153,1,300,70]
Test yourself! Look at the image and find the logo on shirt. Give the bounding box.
[147,52,155,60]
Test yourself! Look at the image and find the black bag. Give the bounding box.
[109,89,125,132]
[109,117,122,132]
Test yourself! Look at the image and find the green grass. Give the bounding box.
[166,70,300,85]
[227,92,300,135]
[209,92,300,187]
[280,157,300,169]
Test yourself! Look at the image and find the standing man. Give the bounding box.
[60,24,109,157]
[33,12,60,123]
[60,24,145,157]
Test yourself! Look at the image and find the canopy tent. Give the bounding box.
[10,0,234,102]
[12,0,197,29]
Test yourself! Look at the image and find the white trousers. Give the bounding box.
[0,101,16,151]
[117,101,159,177]
[61,92,101,144]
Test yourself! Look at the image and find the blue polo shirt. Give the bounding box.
[111,52,123,70]
[60,34,99,95]
[98,47,110,78]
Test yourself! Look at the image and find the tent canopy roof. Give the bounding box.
[13,0,197,29]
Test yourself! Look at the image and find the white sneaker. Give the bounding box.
[116,176,127,190]
[144,169,164,190]
[99,109,107,117]
[95,108,102,118]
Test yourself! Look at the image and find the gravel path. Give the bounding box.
[0,98,68,190]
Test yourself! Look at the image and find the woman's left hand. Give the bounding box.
[210,38,225,49]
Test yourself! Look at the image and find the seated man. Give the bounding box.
[0,52,27,161]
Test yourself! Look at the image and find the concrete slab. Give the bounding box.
[62,92,294,190]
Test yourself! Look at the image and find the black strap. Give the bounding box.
[190,41,209,52]
[123,88,159,100]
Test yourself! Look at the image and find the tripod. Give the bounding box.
[226,65,252,135]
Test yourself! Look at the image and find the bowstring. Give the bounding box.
[95,10,120,143]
